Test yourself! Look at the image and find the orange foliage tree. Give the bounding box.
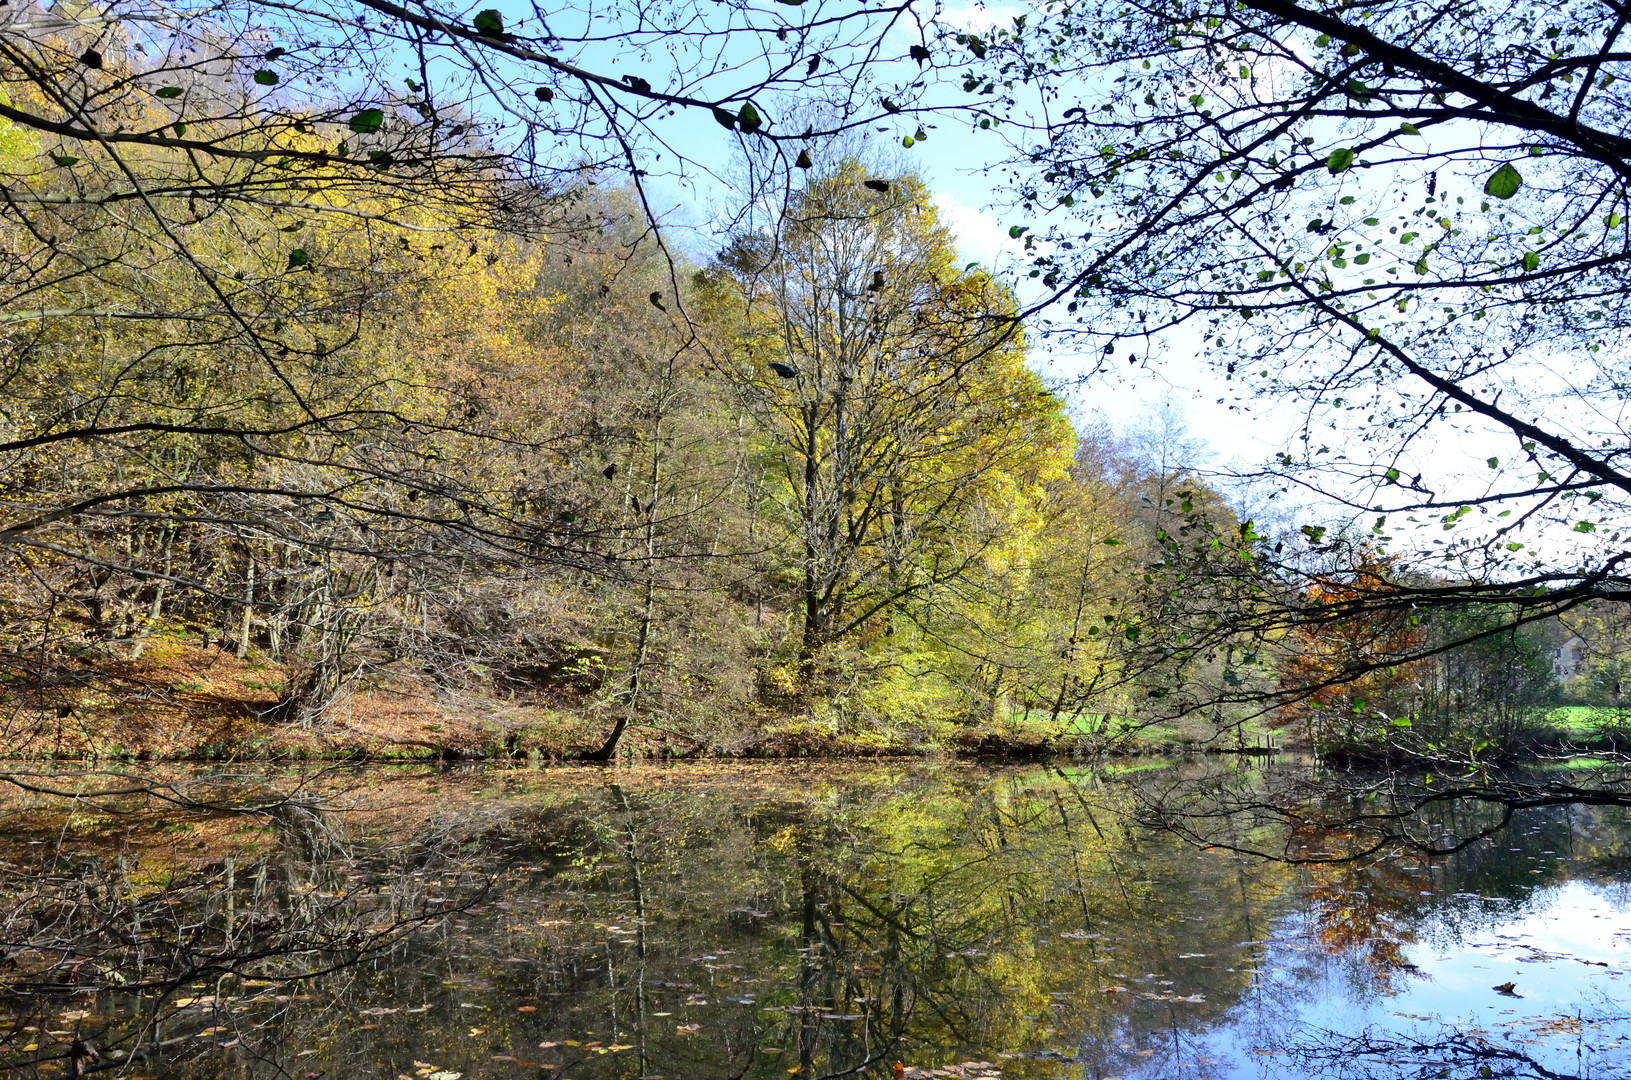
[1276,552,1432,756]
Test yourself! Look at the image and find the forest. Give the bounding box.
[6,1,1631,1077]
[5,0,1631,770]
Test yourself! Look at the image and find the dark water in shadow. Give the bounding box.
[2,760,1628,1079]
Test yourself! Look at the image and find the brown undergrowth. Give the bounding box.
[0,636,1145,762]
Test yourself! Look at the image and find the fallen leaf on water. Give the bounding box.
[676,1024,702,1035]
[468,1027,488,1037]
[518,1006,536,1013]
[538,1042,560,1049]
[563,1040,581,1047]
[491,1056,518,1062]
[608,1045,632,1052]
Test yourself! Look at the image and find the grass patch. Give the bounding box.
[1544,705,1629,735]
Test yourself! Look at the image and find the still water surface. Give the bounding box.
[5,761,1630,1080]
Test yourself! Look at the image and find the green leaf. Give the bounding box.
[736,102,762,133]
[51,154,79,166]
[1575,520,1597,533]
[534,87,553,102]
[902,135,914,147]
[1008,225,1026,238]
[253,69,278,86]
[280,220,305,232]
[1522,250,1540,272]
[473,9,503,34]
[1340,42,1361,56]
[1314,33,1330,46]
[1384,467,1401,482]
[287,248,310,268]
[1399,122,1419,135]
[155,86,183,99]
[348,108,385,134]
[173,123,187,137]
[1326,147,1355,174]
[713,108,736,130]
[965,35,987,58]
[1486,457,1499,468]
[1483,162,1523,199]
[1607,211,1622,227]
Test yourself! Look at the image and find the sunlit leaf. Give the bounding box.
[1483,163,1523,199]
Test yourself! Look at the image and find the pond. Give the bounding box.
[1,760,1628,1080]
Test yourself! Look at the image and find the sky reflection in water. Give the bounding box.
[13,762,1631,1080]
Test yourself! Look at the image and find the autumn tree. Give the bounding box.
[0,0,940,723]
[706,156,1076,695]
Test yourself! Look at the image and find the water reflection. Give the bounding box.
[0,761,1627,1079]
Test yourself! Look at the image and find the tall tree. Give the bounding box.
[708,157,1075,689]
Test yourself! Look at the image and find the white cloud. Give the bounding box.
[932,190,1022,272]
[936,0,1024,31]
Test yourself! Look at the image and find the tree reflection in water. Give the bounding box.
[0,761,1624,1079]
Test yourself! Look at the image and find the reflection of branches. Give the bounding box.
[1119,762,1631,864]
[0,768,331,818]
[1273,1018,1631,1080]
[0,839,489,1075]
